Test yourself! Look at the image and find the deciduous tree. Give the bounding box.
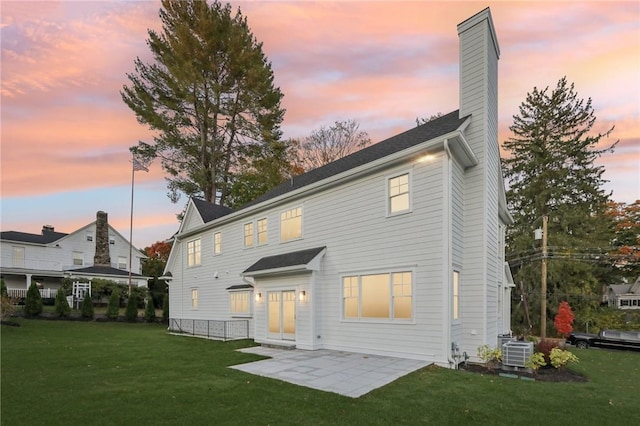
[122,0,288,207]
[554,301,575,338]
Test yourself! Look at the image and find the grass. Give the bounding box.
[1,319,638,425]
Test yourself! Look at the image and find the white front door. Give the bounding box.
[267,290,296,341]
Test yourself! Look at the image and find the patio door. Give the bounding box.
[267,291,296,341]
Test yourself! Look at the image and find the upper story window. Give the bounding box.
[213,232,222,255]
[86,232,93,242]
[118,256,127,270]
[12,246,25,268]
[280,207,302,242]
[342,271,413,321]
[109,235,115,245]
[243,222,254,248]
[187,239,201,267]
[388,172,411,215]
[72,251,84,266]
[257,218,268,245]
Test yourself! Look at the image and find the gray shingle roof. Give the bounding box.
[243,246,327,274]
[67,265,145,278]
[191,110,467,222]
[0,230,68,244]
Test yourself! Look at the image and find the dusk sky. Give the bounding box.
[2,0,639,250]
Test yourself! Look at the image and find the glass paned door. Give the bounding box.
[267,291,296,341]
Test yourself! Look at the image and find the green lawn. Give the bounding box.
[1,320,638,425]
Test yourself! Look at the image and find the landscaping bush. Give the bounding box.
[162,294,169,324]
[80,297,94,319]
[24,283,43,317]
[106,291,120,320]
[0,279,8,298]
[125,294,139,322]
[537,338,559,364]
[144,299,156,323]
[54,289,71,317]
[549,348,579,369]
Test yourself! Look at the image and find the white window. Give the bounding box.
[230,291,250,315]
[187,239,201,267]
[342,271,413,320]
[86,232,93,242]
[191,288,198,309]
[388,172,411,214]
[257,218,268,245]
[72,251,84,266]
[109,235,115,245]
[214,232,222,255]
[243,222,254,248]
[118,256,127,270]
[12,246,25,268]
[280,207,302,242]
[453,271,460,320]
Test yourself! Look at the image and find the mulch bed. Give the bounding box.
[459,362,588,383]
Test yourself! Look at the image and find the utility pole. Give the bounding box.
[540,215,548,338]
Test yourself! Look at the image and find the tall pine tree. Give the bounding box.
[503,77,617,335]
[122,0,291,207]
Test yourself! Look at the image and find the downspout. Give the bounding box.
[443,139,455,367]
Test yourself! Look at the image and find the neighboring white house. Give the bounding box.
[1,211,148,298]
[606,277,640,310]
[164,8,514,366]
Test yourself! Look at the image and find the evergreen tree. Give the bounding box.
[106,290,120,320]
[504,77,618,335]
[0,279,8,298]
[125,294,139,322]
[144,299,156,323]
[24,282,43,317]
[54,289,71,318]
[162,294,170,324]
[121,0,291,208]
[80,296,94,319]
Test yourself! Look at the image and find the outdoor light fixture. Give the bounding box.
[255,292,262,302]
[299,290,307,302]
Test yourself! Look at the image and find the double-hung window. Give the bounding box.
[230,291,250,316]
[12,246,25,268]
[281,207,302,242]
[191,288,198,309]
[452,271,460,320]
[214,232,222,255]
[342,271,413,320]
[187,239,201,267]
[388,172,411,215]
[244,223,254,248]
[257,218,268,245]
[118,256,127,270]
[72,251,84,266]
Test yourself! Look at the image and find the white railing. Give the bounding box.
[7,288,58,299]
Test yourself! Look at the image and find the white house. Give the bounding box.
[164,8,514,366]
[606,277,640,310]
[1,211,148,298]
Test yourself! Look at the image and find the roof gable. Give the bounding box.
[192,198,234,223]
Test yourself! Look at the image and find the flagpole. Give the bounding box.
[128,154,135,296]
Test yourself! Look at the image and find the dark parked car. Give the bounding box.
[567,329,640,350]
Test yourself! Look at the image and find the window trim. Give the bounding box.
[187,239,202,267]
[257,217,268,246]
[118,256,127,270]
[243,222,254,248]
[341,268,415,323]
[229,290,252,317]
[386,171,412,216]
[72,251,84,267]
[12,246,25,268]
[191,288,198,310]
[213,232,222,255]
[280,206,303,243]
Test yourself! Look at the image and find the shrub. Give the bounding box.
[24,283,43,317]
[125,294,139,322]
[80,297,94,319]
[549,348,579,369]
[477,345,502,369]
[537,338,559,364]
[54,289,71,317]
[525,352,547,371]
[106,291,120,320]
[162,294,169,324]
[144,299,156,323]
[0,279,8,297]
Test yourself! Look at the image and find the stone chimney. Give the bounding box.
[94,211,111,267]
